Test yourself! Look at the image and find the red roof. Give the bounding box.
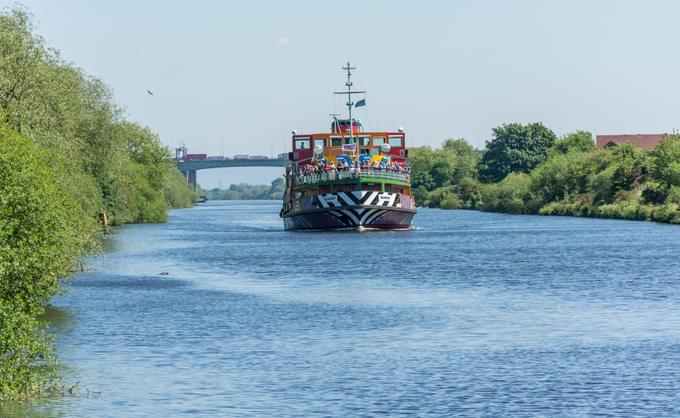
[596,134,667,150]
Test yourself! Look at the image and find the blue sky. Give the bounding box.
[6,0,680,186]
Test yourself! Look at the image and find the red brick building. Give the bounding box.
[596,134,668,150]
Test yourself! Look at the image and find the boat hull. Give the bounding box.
[281,191,416,231]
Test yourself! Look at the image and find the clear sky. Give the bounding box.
[6,0,680,187]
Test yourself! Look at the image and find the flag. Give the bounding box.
[355,98,366,108]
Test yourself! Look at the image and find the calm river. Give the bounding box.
[6,201,680,417]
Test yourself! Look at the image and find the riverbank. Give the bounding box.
[411,127,680,225]
[0,8,195,400]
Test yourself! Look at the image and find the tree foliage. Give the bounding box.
[0,127,92,400]
[410,129,680,224]
[478,122,557,182]
[0,7,196,399]
[651,135,680,191]
[551,131,596,155]
[204,178,286,201]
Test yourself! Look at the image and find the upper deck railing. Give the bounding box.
[295,168,410,185]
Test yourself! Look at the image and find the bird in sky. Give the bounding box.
[146,89,154,96]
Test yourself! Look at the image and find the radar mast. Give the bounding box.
[334,61,365,150]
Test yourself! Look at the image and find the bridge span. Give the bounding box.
[175,158,288,190]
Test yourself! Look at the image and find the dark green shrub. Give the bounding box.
[0,127,91,400]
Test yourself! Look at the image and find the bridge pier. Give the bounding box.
[183,170,197,192]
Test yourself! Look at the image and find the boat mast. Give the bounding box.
[334,61,365,154]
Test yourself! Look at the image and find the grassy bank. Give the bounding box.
[0,7,195,400]
[412,126,680,224]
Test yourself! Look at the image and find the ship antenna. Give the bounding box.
[334,61,365,154]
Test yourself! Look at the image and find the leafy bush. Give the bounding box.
[422,186,456,208]
[550,131,596,155]
[539,194,594,217]
[0,7,196,399]
[608,143,650,193]
[650,204,680,223]
[454,177,483,209]
[531,151,593,203]
[0,128,92,400]
[164,166,197,209]
[479,172,537,214]
[410,139,480,194]
[440,194,464,210]
[651,135,680,191]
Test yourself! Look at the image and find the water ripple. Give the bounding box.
[9,201,680,418]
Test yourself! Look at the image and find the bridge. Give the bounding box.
[175,156,288,190]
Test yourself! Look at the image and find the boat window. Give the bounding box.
[370,148,379,156]
[372,137,385,146]
[313,138,325,150]
[331,137,342,147]
[388,136,403,147]
[359,136,370,146]
[344,137,355,145]
[295,139,310,150]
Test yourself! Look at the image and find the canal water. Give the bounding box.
[6,201,680,417]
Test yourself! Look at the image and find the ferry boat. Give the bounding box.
[280,62,416,230]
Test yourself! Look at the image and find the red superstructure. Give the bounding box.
[290,130,407,164]
[184,153,208,161]
[331,118,362,134]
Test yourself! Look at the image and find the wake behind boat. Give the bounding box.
[280,62,417,230]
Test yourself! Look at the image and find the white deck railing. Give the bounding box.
[295,169,410,185]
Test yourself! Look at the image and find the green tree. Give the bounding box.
[414,139,481,188]
[608,143,649,193]
[551,131,595,155]
[412,171,435,190]
[531,150,594,203]
[408,146,436,179]
[651,135,680,191]
[0,126,94,400]
[441,138,480,183]
[478,122,557,183]
[430,156,455,187]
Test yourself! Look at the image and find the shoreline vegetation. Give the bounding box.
[201,178,285,201]
[410,125,680,224]
[0,8,195,400]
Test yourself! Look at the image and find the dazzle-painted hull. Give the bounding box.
[281,191,416,231]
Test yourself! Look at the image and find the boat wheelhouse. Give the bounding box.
[280,62,416,230]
